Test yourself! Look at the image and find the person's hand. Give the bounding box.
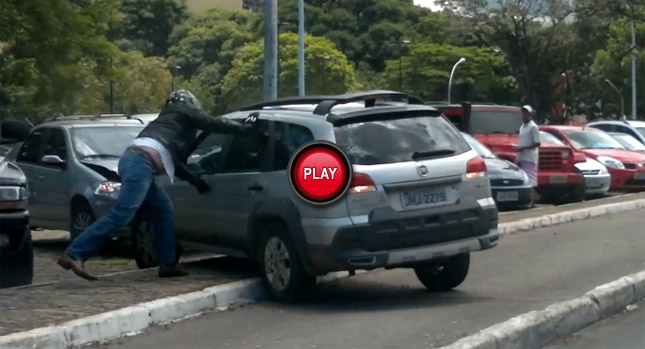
[194,179,210,194]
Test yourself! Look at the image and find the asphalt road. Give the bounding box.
[96,209,645,349]
[546,301,645,349]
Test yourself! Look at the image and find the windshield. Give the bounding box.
[540,132,566,146]
[563,130,625,150]
[461,133,496,158]
[72,126,144,159]
[469,109,523,134]
[611,134,645,151]
[334,114,470,165]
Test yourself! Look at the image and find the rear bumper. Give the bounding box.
[608,169,645,189]
[304,198,499,275]
[0,210,30,257]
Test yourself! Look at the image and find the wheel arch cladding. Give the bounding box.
[247,198,317,276]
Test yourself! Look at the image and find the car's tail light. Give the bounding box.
[466,156,487,179]
[349,173,376,193]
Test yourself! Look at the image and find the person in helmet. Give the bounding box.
[58,89,256,280]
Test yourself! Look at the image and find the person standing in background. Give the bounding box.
[515,105,541,199]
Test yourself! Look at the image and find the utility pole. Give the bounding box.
[297,0,305,96]
[263,0,278,101]
[631,19,637,120]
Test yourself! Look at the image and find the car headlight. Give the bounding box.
[95,181,121,196]
[0,186,28,202]
[597,156,625,169]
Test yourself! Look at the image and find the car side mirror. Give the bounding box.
[41,155,66,165]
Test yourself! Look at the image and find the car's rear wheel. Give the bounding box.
[70,202,96,242]
[413,253,470,292]
[131,218,181,269]
[257,222,316,303]
[0,228,34,288]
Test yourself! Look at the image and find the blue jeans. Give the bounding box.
[67,149,177,266]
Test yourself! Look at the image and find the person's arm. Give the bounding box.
[175,162,210,194]
[186,108,246,134]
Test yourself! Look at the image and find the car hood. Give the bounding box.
[574,157,607,171]
[80,158,120,181]
[0,159,27,186]
[484,157,526,181]
[581,149,645,162]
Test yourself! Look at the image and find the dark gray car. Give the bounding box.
[8,116,144,242]
[134,91,500,302]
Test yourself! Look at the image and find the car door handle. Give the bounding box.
[248,184,264,191]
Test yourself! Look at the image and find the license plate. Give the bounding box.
[549,175,567,184]
[635,172,645,180]
[401,188,448,209]
[496,191,519,202]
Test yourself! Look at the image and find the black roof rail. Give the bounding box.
[238,90,425,115]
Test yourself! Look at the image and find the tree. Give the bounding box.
[113,0,189,57]
[221,33,360,111]
[380,43,518,103]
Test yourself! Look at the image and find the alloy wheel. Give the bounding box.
[264,236,291,291]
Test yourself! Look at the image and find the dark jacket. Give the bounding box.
[136,103,245,186]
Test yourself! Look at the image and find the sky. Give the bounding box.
[414,0,443,11]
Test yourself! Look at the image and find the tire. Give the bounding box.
[0,228,34,288]
[70,202,96,242]
[413,253,470,292]
[131,217,181,269]
[257,222,316,303]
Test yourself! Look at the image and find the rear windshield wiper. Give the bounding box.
[412,149,455,160]
[80,154,120,159]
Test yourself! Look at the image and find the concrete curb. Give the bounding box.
[2,199,644,349]
[439,269,645,349]
[498,198,645,236]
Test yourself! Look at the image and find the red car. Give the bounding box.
[540,125,645,190]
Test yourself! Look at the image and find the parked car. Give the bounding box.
[130,113,159,124]
[136,91,500,303]
[587,120,645,145]
[540,126,645,190]
[7,115,145,244]
[539,131,611,197]
[0,156,33,288]
[606,132,645,155]
[461,132,533,209]
[427,102,586,204]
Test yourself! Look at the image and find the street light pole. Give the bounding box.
[605,79,625,119]
[263,0,278,101]
[396,39,411,91]
[630,19,637,120]
[297,0,305,96]
[448,57,466,104]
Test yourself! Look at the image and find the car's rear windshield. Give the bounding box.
[469,109,523,134]
[72,126,144,159]
[333,114,470,165]
[563,130,624,150]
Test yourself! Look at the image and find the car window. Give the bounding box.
[220,119,271,173]
[634,127,645,140]
[539,131,566,146]
[469,109,523,134]
[187,133,233,174]
[334,113,471,165]
[72,126,143,160]
[612,134,645,151]
[545,130,568,144]
[273,121,315,170]
[563,130,624,150]
[592,124,614,132]
[16,129,46,164]
[42,128,68,161]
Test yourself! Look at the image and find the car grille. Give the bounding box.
[581,169,600,175]
[539,150,563,171]
[624,164,637,170]
[490,178,524,186]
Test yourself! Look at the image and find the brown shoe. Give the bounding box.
[158,265,189,278]
[57,253,98,281]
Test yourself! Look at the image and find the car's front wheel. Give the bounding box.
[413,253,470,292]
[0,228,34,288]
[257,222,316,303]
[131,218,181,269]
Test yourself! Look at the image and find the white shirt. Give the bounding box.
[518,120,540,164]
[131,137,175,184]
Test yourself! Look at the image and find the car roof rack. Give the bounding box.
[46,114,144,124]
[239,90,425,115]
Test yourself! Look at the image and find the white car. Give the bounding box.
[539,131,610,197]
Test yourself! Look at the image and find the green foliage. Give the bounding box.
[380,44,518,103]
[221,33,360,111]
